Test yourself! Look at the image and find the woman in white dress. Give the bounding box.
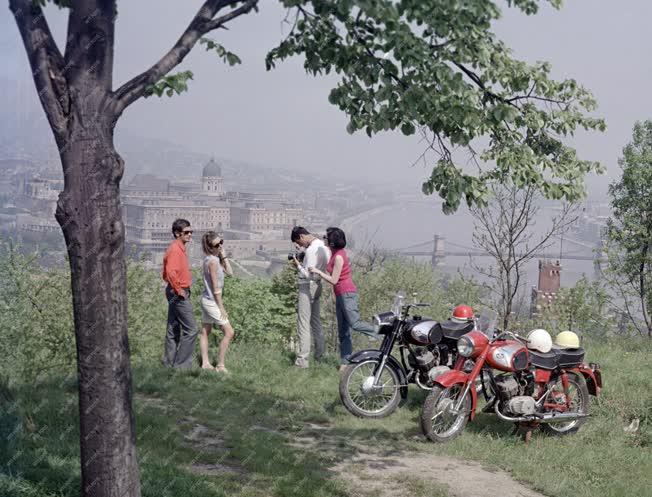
[200,231,235,372]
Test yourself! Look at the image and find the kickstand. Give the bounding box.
[514,423,536,444]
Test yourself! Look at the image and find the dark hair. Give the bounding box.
[202,231,222,256]
[291,226,309,243]
[326,227,346,249]
[172,218,190,237]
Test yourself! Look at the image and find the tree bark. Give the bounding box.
[56,110,140,497]
[10,1,140,494]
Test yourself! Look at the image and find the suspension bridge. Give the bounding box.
[396,234,603,268]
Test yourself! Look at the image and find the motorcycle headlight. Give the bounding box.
[457,336,475,357]
[373,312,395,334]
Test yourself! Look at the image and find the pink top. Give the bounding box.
[327,248,357,296]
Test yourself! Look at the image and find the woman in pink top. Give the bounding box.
[309,227,376,367]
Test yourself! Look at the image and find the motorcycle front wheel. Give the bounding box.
[421,383,472,443]
[339,359,402,418]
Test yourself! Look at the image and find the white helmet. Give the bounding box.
[527,328,552,353]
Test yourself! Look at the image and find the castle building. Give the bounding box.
[121,158,303,263]
[201,158,224,196]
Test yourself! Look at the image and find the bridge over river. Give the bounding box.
[397,234,603,270]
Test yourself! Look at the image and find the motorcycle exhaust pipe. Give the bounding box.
[494,404,589,423]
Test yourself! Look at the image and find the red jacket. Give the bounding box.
[162,239,192,295]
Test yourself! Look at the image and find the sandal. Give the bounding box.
[216,365,229,373]
[201,364,216,371]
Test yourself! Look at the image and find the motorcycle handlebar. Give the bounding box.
[494,330,528,343]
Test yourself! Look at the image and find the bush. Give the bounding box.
[0,241,75,383]
[519,276,617,338]
[355,257,486,322]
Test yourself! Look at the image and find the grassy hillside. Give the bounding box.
[1,338,650,497]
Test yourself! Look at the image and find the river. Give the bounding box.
[341,200,598,289]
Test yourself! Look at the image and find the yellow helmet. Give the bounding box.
[555,331,580,349]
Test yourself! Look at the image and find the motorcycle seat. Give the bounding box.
[439,320,475,339]
[529,347,585,370]
[552,346,585,368]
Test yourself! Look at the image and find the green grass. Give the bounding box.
[1,338,650,497]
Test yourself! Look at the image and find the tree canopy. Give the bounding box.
[266,0,605,211]
[605,120,652,336]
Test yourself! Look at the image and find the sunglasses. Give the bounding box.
[182,230,193,235]
[212,239,223,247]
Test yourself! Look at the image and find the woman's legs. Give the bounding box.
[336,295,352,364]
[200,323,214,369]
[341,293,376,336]
[216,322,234,371]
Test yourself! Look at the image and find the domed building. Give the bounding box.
[202,158,224,197]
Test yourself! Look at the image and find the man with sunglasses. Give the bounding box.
[162,218,198,368]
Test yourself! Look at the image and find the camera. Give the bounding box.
[288,251,305,262]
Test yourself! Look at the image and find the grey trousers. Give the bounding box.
[164,285,198,369]
[295,281,324,367]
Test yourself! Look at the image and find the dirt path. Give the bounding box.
[290,423,548,497]
[138,394,547,497]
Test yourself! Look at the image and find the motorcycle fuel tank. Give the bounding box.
[486,342,529,372]
[404,320,442,346]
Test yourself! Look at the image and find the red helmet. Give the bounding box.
[451,305,474,323]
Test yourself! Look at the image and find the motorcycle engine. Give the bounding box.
[494,374,520,398]
[507,396,536,415]
[408,347,439,372]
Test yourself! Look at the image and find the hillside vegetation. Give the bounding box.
[0,244,650,497]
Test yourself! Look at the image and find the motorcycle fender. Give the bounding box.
[346,349,409,400]
[434,370,478,420]
[575,365,602,396]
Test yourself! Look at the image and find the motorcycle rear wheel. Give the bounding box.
[540,372,590,436]
[339,359,402,418]
[421,383,472,443]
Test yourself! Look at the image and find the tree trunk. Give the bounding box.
[55,107,140,497]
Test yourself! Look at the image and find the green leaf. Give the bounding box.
[400,122,416,136]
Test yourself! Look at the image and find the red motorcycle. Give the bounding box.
[420,329,602,442]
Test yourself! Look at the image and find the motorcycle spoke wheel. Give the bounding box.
[421,384,471,443]
[541,372,590,436]
[339,360,401,418]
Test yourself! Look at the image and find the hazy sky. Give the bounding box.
[2,1,651,194]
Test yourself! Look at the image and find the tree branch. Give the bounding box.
[64,0,117,92]
[9,0,69,139]
[112,0,258,115]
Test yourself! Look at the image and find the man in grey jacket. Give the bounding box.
[290,226,331,368]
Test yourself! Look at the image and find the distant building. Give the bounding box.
[122,158,304,263]
[531,260,562,316]
[201,158,224,197]
[11,158,308,265]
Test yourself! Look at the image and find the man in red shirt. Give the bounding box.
[162,218,198,368]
